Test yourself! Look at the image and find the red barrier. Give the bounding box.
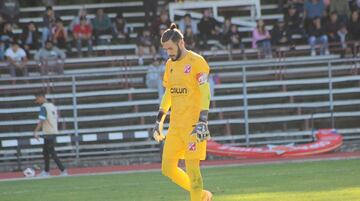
[207,129,343,158]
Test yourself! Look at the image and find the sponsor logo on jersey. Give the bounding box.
[170,87,188,95]
[184,64,191,74]
[188,142,196,151]
[196,72,208,85]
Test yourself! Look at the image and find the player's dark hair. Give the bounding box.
[34,89,46,98]
[161,23,183,44]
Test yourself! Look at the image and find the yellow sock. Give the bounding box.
[162,159,191,191]
[186,160,203,201]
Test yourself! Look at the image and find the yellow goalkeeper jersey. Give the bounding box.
[163,51,210,129]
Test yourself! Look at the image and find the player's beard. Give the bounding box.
[170,44,182,61]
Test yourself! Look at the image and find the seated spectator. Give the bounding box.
[150,9,171,38]
[221,17,232,45]
[73,17,93,57]
[0,14,5,32]
[5,41,28,82]
[326,12,341,43]
[271,19,290,46]
[303,0,325,32]
[337,24,349,57]
[146,57,165,98]
[308,17,329,56]
[69,9,91,33]
[112,13,130,43]
[136,28,156,65]
[41,6,59,47]
[154,25,168,61]
[329,0,350,24]
[20,21,40,59]
[252,19,272,58]
[350,0,360,12]
[225,24,243,49]
[197,9,221,49]
[225,24,245,59]
[0,0,20,25]
[285,0,305,14]
[35,40,66,75]
[179,13,198,35]
[0,22,14,60]
[347,10,360,57]
[52,18,68,49]
[183,26,198,51]
[92,8,112,45]
[285,4,307,44]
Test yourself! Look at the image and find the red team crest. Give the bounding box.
[188,142,196,151]
[184,64,191,74]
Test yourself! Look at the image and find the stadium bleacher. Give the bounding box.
[1,0,360,171]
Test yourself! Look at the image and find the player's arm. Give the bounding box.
[34,106,46,141]
[193,62,211,142]
[153,88,171,143]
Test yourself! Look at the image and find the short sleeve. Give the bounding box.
[38,106,47,120]
[19,49,27,58]
[194,56,210,85]
[162,60,171,88]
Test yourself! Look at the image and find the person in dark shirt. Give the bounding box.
[112,13,130,43]
[347,10,360,57]
[326,11,341,43]
[308,17,329,56]
[197,9,221,49]
[285,4,307,44]
[21,21,40,59]
[150,9,171,38]
[271,19,290,46]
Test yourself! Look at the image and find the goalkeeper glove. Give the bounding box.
[192,110,210,142]
[153,111,165,143]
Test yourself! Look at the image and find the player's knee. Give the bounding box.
[190,175,203,191]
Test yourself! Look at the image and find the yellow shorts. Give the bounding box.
[162,126,207,160]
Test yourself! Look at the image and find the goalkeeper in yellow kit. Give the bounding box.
[152,23,213,201]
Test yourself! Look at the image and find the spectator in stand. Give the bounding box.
[112,13,130,43]
[92,8,112,45]
[136,27,156,65]
[183,26,198,51]
[225,24,245,59]
[0,22,13,60]
[326,12,341,43]
[285,0,305,14]
[252,19,272,58]
[35,40,66,75]
[350,0,360,12]
[179,13,198,35]
[329,0,351,24]
[52,18,68,49]
[0,0,20,25]
[271,19,290,45]
[285,4,307,44]
[347,10,360,57]
[146,57,165,99]
[69,9,91,33]
[0,14,5,33]
[197,9,221,49]
[73,16,93,57]
[308,17,329,56]
[21,21,40,59]
[5,41,28,82]
[41,6,59,47]
[143,0,158,27]
[154,25,168,61]
[150,9,171,38]
[337,24,349,58]
[303,0,326,32]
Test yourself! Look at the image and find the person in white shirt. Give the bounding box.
[5,41,28,79]
[33,90,67,177]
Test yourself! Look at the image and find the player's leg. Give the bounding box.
[43,138,51,172]
[161,130,191,191]
[185,159,203,201]
[47,137,65,171]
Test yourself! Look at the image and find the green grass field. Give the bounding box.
[1,159,360,201]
